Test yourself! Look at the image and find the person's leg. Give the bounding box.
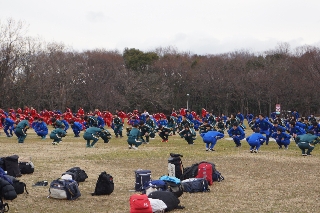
[255,142,261,152]
[233,137,241,147]
[276,139,282,148]
[283,139,290,149]
[306,145,314,155]
[209,138,217,150]
[298,143,306,156]
[90,138,99,147]
[86,140,91,147]
[4,125,11,137]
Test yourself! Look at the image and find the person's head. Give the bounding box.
[307,130,314,135]
[38,118,43,123]
[277,127,283,134]
[139,120,144,126]
[313,122,318,127]
[258,114,264,120]
[254,128,260,133]
[132,123,139,128]
[273,121,278,127]
[290,121,296,127]
[184,124,189,130]
[203,119,208,123]
[146,115,150,120]
[158,125,163,129]
[232,122,239,130]
[51,118,57,123]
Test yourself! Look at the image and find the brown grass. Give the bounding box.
[0,126,320,213]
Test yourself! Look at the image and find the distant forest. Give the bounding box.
[1,19,319,116]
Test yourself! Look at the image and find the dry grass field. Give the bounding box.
[1,124,320,213]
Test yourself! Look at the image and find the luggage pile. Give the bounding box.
[130,153,225,212]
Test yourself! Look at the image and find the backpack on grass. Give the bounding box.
[148,191,184,212]
[4,175,28,195]
[92,172,114,196]
[130,194,153,213]
[135,169,151,192]
[19,161,34,174]
[181,178,210,193]
[195,162,213,185]
[65,167,88,182]
[180,163,199,180]
[48,179,81,200]
[4,155,21,178]
[167,153,183,179]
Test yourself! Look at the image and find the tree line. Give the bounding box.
[1,19,319,116]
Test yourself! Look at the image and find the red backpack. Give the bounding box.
[130,194,153,213]
[195,162,213,186]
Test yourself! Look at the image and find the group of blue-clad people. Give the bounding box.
[2,108,320,156]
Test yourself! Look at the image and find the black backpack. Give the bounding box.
[0,197,9,213]
[65,167,88,182]
[4,175,29,195]
[92,172,114,196]
[148,191,184,212]
[19,161,35,174]
[4,155,21,177]
[180,163,199,180]
[163,180,183,198]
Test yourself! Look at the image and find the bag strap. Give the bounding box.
[23,182,29,194]
[0,197,9,213]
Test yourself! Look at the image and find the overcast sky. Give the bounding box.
[1,0,320,55]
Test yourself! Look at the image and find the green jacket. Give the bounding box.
[50,128,66,137]
[128,127,140,140]
[16,120,29,129]
[296,134,318,144]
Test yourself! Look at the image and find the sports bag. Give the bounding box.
[195,162,213,185]
[148,191,184,212]
[148,198,167,213]
[92,172,114,196]
[49,179,81,200]
[4,155,21,177]
[181,178,210,193]
[130,194,153,213]
[66,167,88,182]
[167,153,183,179]
[144,180,167,196]
[159,176,183,198]
[61,172,78,182]
[4,175,28,195]
[180,163,199,180]
[212,170,225,182]
[0,197,9,213]
[19,161,34,174]
[135,169,151,191]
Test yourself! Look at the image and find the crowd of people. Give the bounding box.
[0,107,319,156]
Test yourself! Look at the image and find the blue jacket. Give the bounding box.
[271,132,291,141]
[255,118,272,131]
[97,116,105,128]
[201,131,224,142]
[289,126,306,135]
[60,119,69,131]
[270,125,286,133]
[309,124,320,136]
[35,122,48,133]
[71,122,83,131]
[246,133,266,143]
[4,118,14,127]
[228,127,245,139]
[236,113,244,123]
